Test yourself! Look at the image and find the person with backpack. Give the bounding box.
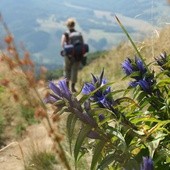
[61,18,85,92]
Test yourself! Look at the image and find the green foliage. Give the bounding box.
[20,106,37,125]
[46,18,170,170]
[15,123,26,136]
[45,68,63,80]
[0,86,4,93]
[86,50,109,64]
[0,114,5,137]
[0,111,5,147]
[25,151,57,170]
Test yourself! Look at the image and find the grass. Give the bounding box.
[25,150,58,170]
[0,113,5,146]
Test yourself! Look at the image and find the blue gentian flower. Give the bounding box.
[155,51,167,68]
[122,56,155,93]
[122,56,147,77]
[122,58,133,76]
[48,79,72,100]
[140,157,154,170]
[82,69,114,108]
[129,77,154,93]
[129,81,138,88]
[44,79,73,104]
[135,56,147,74]
[138,79,150,92]
[45,79,97,127]
[82,82,96,95]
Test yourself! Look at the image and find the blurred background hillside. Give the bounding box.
[0,0,170,70]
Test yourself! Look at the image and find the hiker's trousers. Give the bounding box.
[64,56,80,83]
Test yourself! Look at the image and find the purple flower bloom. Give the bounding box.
[48,79,72,100]
[155,52,167,67]
[122,56,147,77]
[138,79,150,92]
[82,70,113,108]
[46,79,97,127]
[82,83,96,95]
[122,56,155,93]
[135,56,147,74]
[129,77,154,93]
[129,81,138,87]
[122,58,133,76]
[141,157,154,170]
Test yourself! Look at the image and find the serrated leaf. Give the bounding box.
[91,140,106,170]
[74,125,92,161]
[67,114,77,154]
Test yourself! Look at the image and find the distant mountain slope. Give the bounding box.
[0,0,170,67]
[78,25,170,88]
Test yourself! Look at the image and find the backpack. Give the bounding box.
[68,31,83,46]
[63,30,89,61]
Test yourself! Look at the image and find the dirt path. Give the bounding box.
[0,83,65,170]
[0,123,54,170]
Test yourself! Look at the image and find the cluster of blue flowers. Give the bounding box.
[155,51,168,70]
[82,69,114,108]
[45,80,97,128]
[155,52,170,77]
[45,68,154,169]
[122,56,155,93]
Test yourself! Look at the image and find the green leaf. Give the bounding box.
[91,140,106,170]
[131,117,161,124]
[74,125,92,162]
[115,97,139,107]
[97,153,116,170]
[124,159,139,170]
[157,78,170,87]
[108,128,126,151]
[147,132,165,158]
[147,120,170,135]
[67,114,77,154]
[56,106,69,115]
[115,15,148,71]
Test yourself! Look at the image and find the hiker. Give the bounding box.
[61,18,84,92]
